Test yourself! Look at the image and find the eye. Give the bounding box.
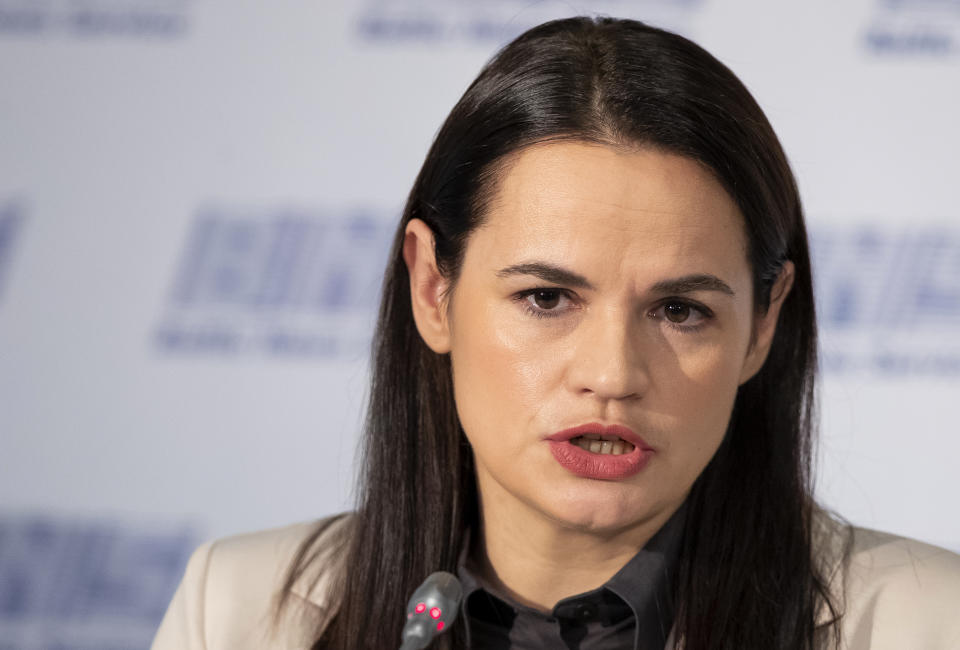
[665,303,691,323]
[515,288,573,319]
[650,300,712,332]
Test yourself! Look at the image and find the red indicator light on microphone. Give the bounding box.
[436,621,445,631]
[430,607,441,619]
[415,603,426,613]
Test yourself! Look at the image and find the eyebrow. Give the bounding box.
[496,262,596,289]
[495,262,736,296]
[652,274,736,296]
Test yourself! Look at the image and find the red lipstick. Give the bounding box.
[544,422,654,481]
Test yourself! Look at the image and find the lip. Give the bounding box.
[544,422,654,481]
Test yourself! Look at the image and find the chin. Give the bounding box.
[540,487,653,535]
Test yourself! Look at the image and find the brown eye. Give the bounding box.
[532,290,562,310]
[664,302,690,323]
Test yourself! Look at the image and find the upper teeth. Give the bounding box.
[572,435,635,455]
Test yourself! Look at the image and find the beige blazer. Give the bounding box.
[151,511,960,649]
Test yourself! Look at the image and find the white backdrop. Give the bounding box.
[1,0,958,647]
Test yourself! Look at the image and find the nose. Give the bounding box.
[567,305,650,402]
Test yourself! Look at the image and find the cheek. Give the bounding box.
[449,297,556,453]
[657,302,753,394]
[669,339,745,394]
[650,339,744,460]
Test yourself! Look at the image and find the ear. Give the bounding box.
[403,218,453,354]
[738,260,796,385]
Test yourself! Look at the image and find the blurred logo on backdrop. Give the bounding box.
[154,208,960,375]
[813,225,960,375]
[0,200,23,305]
[154,206,395,359]
[353,0,704,44]
[0,0,189,38]
[0,515,195,650]
[864,0,960,55]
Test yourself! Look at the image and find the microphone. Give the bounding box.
[398,571,463,650]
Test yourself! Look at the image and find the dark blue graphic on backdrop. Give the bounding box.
[354,0,704,45]
[156,208,960,375]
[0,201,23,305]
[155,206,394,359]
[812,225,960,375]
[0,0,189,38]
[864,0,960,55]
[0,516,195,650]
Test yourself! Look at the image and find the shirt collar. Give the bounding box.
[455,500,688,649]
[605,500,687,647]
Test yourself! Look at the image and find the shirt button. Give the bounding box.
[577,604,596,620]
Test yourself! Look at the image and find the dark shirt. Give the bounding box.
[455,501,687,650]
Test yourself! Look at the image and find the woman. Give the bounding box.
[152,16,960,650]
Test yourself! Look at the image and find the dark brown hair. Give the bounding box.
[282,15,843,649]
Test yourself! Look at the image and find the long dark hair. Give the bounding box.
[283,16,843,649]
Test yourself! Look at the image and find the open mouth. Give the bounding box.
[568,434,636,455]
[546,424,652,480]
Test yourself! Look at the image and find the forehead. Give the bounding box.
[471,141,749,284]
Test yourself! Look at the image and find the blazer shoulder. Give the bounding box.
[151,512,355,650]
[814,509,960,649]
[844,525,960,608]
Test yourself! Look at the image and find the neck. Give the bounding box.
[472,477,681,612]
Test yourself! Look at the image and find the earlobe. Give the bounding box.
[738,261,796,385]
[403,218,452,354]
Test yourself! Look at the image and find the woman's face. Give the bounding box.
[405,141,792,535]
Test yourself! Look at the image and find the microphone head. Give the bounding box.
[400,571,463,649]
